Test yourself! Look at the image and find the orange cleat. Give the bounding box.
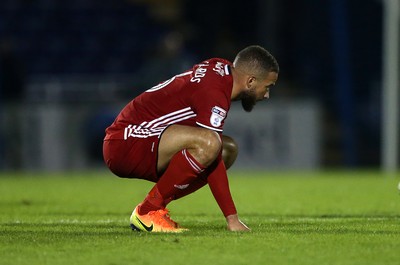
[130,206,187,233]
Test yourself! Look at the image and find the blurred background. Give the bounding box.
[0,0,398,172]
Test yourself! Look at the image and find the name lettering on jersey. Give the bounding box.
[190,63,209,83]
[213,62,225,76]
[210,106,227,127]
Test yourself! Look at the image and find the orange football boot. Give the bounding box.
[130,206,187,233]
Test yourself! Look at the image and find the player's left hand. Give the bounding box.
[226,214,250,232]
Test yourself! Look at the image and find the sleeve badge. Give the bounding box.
[210,106,227,127]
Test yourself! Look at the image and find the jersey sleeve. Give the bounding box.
[191,76,230,133]
[207,154,237,217]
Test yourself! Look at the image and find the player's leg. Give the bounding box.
[158,132,238,173]
[221,135,238,170]
[163,135,238,205]
[141,125,221,208]
[156,125,222,173]
[155,131,238,204]
[131,125,222,232]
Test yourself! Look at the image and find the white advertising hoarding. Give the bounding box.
[224,100,320,169]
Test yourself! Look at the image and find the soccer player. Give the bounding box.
[103,45,279,232]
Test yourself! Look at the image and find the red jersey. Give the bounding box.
[105,58,233,140]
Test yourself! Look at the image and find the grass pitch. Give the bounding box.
[0,170,399,265]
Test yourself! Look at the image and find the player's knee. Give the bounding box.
[203,130,222,157]
[223,136,238,156]
[222,135,238,169]
[197,130,222,165]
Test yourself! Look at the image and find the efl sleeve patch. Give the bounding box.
[210,106,227,127]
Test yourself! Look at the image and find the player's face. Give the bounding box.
[241,71,278,112]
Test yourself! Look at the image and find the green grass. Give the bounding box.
[0,170,399,265]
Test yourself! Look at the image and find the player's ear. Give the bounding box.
[246,76,257,89]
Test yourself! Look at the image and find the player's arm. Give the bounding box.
[207,155,250,231]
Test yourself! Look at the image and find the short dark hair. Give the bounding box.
[233,45,279,77]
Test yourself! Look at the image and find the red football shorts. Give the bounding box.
[103,136,160,182]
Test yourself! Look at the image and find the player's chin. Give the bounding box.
[241,99,255,112]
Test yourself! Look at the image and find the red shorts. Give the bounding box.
[103,136,160,182]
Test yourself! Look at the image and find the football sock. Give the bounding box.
[137,185,165,215]
[165,155,237,217]
[138,149,205,215]
[164,174,208,205]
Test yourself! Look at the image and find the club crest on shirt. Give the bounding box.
[210,106,226,127]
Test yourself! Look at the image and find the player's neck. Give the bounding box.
[230,67,247,101]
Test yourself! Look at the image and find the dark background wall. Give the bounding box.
[0,0,387,169]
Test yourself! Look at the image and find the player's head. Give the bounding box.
[233,45,279,77]
[233,45,279,112]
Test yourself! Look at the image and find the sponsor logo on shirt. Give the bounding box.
[210,106,226,127]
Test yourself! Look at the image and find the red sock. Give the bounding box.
[137,185,165,215]
[164,174,208,205]
[138,149,205,215]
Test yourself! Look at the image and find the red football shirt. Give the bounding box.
[105,58,233,140]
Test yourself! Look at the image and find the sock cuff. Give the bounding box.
[181,149,205,174]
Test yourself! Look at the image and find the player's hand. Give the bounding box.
[226,214,250,231]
